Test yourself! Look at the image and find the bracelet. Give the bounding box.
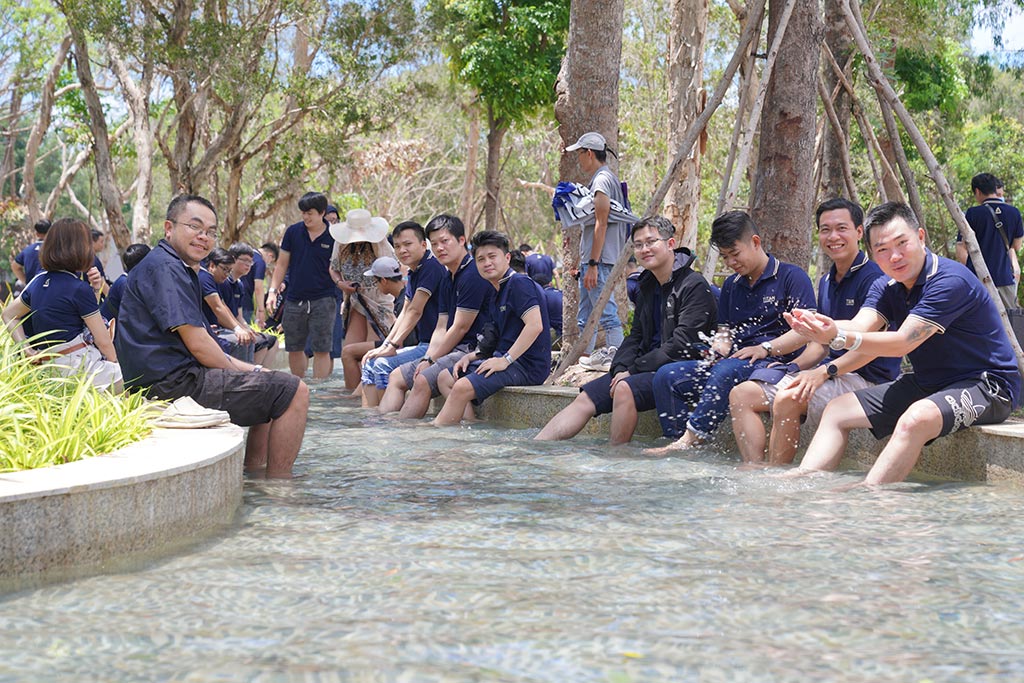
[268,288,278,294]
[233,325,244,335]
[252,364,263,373]
[382,340,394,349]
[848,331,864,351]
[424,356,435,365]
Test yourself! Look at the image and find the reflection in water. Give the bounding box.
[2,378,1024,681]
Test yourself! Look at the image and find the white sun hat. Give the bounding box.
[329,208,390,244]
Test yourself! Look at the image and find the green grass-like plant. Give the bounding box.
[0,329,154,473]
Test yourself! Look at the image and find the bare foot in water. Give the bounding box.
[645,429,705,456]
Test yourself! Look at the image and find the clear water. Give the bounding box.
[2,379,1024,682]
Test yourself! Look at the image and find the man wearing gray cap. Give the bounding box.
[340,255,407,393]
[565,131,627,352]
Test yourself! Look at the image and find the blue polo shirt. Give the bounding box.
[525,253,555,283]
[100,274,127,320]
[198,269,224,327]
[19,271,99,347]
[817,251,901,385]
[240,250,266,313]
[406,251,446,342]
[14,241,43,282]
[863,250,1022,407]
[719,255,816,360]
[280,220,335,302]
[543,285,563,336]
[220,277,244,317]
[116,239,207,390]
[959,199,1024,287]
[491,270,551,379]
[439,253,494,345]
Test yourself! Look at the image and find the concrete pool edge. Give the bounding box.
[0,425,245,577]
[482,385,1024,483]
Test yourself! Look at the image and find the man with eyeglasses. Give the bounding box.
[116,194,309,477]
[535,216,717,444]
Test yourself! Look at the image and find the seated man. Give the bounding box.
[116,194,309,477]
[378,214,493,418]
[536,215,717,444]
[649,210,816,451]
[787,202,1021,485]
[226,243,278,367]
[198,248,257,360]
[728,198,901,464]
[359,222,446,407]
[433,231,551,426]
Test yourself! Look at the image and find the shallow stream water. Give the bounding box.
[2,379,1024,682]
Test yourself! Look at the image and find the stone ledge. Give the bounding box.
[481,385,1024,483]
[0,425,245,578]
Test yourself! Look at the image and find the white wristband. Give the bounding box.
[848,331,863,351]
[233,325,244,335]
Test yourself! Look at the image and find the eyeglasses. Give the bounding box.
[214,264,233,274]
[173,221,218,239]
[632,238,668,251]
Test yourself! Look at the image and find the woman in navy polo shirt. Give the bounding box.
[1,218,122,391]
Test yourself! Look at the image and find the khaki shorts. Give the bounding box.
[757,370,874,425]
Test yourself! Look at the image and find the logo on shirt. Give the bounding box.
[846,298,855,307]
[320,243,331,249]
[762,295,777,307]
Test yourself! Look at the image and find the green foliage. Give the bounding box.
[949,113,1024,203]
[894,40,971,121]
[0,330,153,472]
[429,0,569,124]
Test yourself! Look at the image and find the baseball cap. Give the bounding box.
[565,132,607,152]
[363,256,402,279]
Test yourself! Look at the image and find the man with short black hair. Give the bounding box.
[787,201,1021,484]
[116,194,309,477]
[11,218,51,285]
[266,191,337,378]
[565,131,628,352]
[957,172,1024,309]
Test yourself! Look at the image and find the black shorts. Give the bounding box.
[580,371,656,416]
[855,372,1012,440]
[144,365,301,427]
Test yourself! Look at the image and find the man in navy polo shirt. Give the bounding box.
[236,242,266,325]
[787,201,1021,485]
[432,231,551,426]
[116,194,309,477]
[956,172,1024,310]
[378,214,493,418]
[649,210,816,451]
[266,191,337,379]
[11,219,50,285]
[728,198,901,465]
[522,243,556,285]
[360,221,446,408]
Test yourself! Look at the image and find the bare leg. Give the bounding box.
[311,351,332,379]
[535,393,597,440]
[288,350,308,378]
[433,376,475,426]
[244,380,310,477]
[609,381,639,445]
[378,367,409,414]
[729,381,770,463]
[342,341,375,391]
[437,368,455,398]
[863,399,941,484]
[362,384,382,408]
[797,392,871,473]
[400,372,434,419]
[255,341,279,368]
[768,386,809,465]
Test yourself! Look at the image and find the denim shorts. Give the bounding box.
[361,342,430,390]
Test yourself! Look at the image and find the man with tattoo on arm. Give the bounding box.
[785,202,1021,485]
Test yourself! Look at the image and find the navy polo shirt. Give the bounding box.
[280,220,335,302]
[959,199,1024,286]
[405,251,446,341]
[19,271,99,346]
[240,250,266,312]
[438,253,494,345]
[543,285,563,336]
[14,241,43,282]
[221,277,244,317]
[116,239,207,390]
[719,255,816,360]
[491,270,551,378]
[100,274,127,320]
[198,269,224,327]
[817,251,901,385]
[525,253,555,283]
[863,250,1022,407]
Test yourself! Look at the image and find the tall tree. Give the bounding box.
[431,0,570,231]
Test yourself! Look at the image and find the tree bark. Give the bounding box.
[108,40,154,242]
[816,74,858,204]
[665,0,708,248]
[553,0,624,353]
[750,0,822,269]
[483,104,506,233]
[818,0,853,200]
[459,102,480,227]
[876,95,927,235]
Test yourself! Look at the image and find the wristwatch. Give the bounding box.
[503,352,515,365]
[424,356,435,365]
[587,259,599,266]
[826,362,839,379]
[829,329,848,351]
[760,341,773,355]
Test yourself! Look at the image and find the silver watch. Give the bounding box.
[829,329,848,351]
[760,341,773,355]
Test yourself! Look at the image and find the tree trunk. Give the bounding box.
[460,102,480,227]
[553,0,624,353]
[665,0,708,248]
[108,41,154,242]
[818,0,852,200]
[2,85,23,199]
[750,0,822,269]
[483,104,506,233]
[66,20,130,249]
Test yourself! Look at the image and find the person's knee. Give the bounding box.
[729,381,762,412]
[285,379,310,415]
[411,372,432,394]
[611,381,635,410]
[894,400,942,437]
[389,367,408,391]
[452,377,475,400]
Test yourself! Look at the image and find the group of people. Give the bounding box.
[4,128,1021,484]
